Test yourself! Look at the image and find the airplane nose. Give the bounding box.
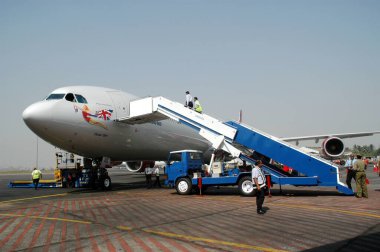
[22,102,52,130]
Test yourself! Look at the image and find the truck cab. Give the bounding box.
[165,150,255,196]
[165,150,203,193]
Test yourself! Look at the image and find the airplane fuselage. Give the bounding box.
[23,86,211,161]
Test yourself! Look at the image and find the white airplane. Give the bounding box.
[23,86,380,172]
[23,86,212,172]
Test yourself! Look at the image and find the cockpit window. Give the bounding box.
[75,94,88,104]
[46,93,65,100]
[65,93,77,102]
[46,92,87,103]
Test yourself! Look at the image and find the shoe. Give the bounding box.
[355,194,362,198]
[257,210,265,215]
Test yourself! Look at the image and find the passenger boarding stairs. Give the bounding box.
[119,96,353,195]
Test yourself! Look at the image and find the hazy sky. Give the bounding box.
[1,0,379,169]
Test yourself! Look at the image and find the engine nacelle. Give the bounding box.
[126,161,155,173]
[320,137,345,158]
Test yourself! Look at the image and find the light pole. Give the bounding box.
[36,136,39,169]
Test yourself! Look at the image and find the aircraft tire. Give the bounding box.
[175,177,192,195]
[238,176,255,197]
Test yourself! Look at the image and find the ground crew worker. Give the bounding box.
[153,166,161,188]
[345,155,356,190]
[145,164,153,189]
[364,158,369,169]
[185,91,193,109]
[194,97,203,113]
[353,155,368,198]
[252,160,266,214]
[31,167,42,190]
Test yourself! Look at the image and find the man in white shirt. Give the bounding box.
[252,160,266,214]
[345,155,356,190]
[153,166,161,188]
[185,91,193,109]
[145,164,153,189]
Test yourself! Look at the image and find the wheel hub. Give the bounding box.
[242,181,253,193]
[178,181,189,192]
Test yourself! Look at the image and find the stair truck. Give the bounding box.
[124,96,354,195]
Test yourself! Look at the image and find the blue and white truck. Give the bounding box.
[164,150,256,196]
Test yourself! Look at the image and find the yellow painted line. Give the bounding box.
[116,225,133,231]
[0,213,91,224]
[10,180,59,183]
[116,225,287,252]
[0,193,68,204]
[272,203,380,219]
[144,229,288,252]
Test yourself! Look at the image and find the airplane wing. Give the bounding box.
[281,131,380,143]
[278,131,380,159]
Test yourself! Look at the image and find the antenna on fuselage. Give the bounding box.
[238,109,242,123]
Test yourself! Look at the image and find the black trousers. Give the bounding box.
[256,188,265,211]
[346,170,356,190]
[154,175,161,187]
[33,178,39,189]
[145,174,152,188]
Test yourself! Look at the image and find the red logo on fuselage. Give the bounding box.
[74,105,113,129]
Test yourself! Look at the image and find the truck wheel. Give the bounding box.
[102,176,112,190]
[175,178,192,195]
[238,176,255,197]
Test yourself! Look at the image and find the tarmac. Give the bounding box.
[0,167,379,252]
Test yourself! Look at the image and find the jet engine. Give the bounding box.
[125,161,155,172]
[320,137,345,158]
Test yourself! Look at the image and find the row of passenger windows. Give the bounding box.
[46,93,88,104]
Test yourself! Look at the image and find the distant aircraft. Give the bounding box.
[22,86,380,172]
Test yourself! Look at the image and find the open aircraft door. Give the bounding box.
[106,91,129,119]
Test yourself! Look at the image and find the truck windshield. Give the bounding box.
[189,152,202,160]
[168,153,182,163]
